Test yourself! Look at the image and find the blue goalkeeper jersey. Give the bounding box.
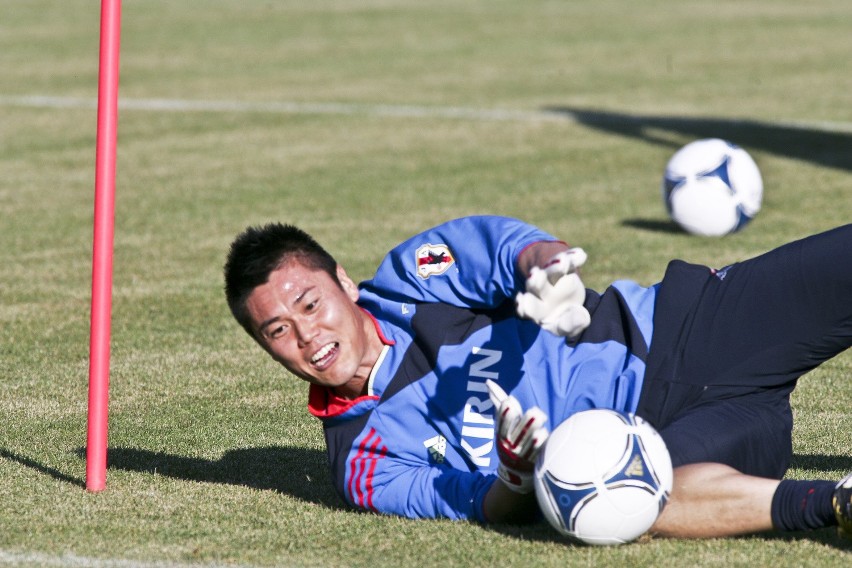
[307,216,658,522]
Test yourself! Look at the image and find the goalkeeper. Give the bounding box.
[223,215,852,539]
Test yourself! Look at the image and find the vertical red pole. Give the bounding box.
[87,0,122,492]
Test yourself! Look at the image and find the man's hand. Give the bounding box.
[486,379,549,494]
[516,248,591,338]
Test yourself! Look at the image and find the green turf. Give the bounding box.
[0,1,850,566]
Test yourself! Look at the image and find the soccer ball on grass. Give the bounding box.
[662,138,763,237]
[534,409,673,546]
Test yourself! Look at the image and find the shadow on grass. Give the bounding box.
[489,523,851,550]
[790,453,852,473]
[542,106,852,172]
[621,218,684,235]
[0,447,85,487]
[5,446,849,548]
[104,445,343,508]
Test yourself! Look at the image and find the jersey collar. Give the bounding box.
[308,309,393,419]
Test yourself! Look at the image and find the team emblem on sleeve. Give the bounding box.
[415,243,455,279]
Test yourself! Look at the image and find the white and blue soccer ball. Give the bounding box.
[534,409,673,546]
[662,138,763,237]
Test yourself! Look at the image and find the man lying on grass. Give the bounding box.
[224,215,851,539]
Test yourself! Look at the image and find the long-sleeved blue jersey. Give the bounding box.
[307,216,658,521]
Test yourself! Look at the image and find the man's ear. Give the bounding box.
[336,264,360,302]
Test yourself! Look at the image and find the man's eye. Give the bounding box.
[270,325,288,338]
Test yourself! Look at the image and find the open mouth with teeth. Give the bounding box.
[311,342,339,369]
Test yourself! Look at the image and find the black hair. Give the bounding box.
[223,223,339,338]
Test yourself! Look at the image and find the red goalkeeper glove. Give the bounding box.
[487,379,549,494]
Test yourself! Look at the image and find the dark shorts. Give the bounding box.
[636,224,852,478]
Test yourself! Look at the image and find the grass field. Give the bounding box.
[1,1,850,566]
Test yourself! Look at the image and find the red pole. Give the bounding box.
[87,0,122,492]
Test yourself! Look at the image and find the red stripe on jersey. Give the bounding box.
[364,442,388,511]
[348,428,377,507]
[347,428,387,511]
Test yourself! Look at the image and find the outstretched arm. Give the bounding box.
[362,216,562,308]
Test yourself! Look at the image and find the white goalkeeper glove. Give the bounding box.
[516,248,591,338]
[486,379,549,494]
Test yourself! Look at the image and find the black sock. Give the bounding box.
[770,479,837,532]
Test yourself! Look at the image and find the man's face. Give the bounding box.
[245,260,378,392]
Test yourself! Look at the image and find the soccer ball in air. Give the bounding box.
[662,138,763,237]
[534,409,673,546]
